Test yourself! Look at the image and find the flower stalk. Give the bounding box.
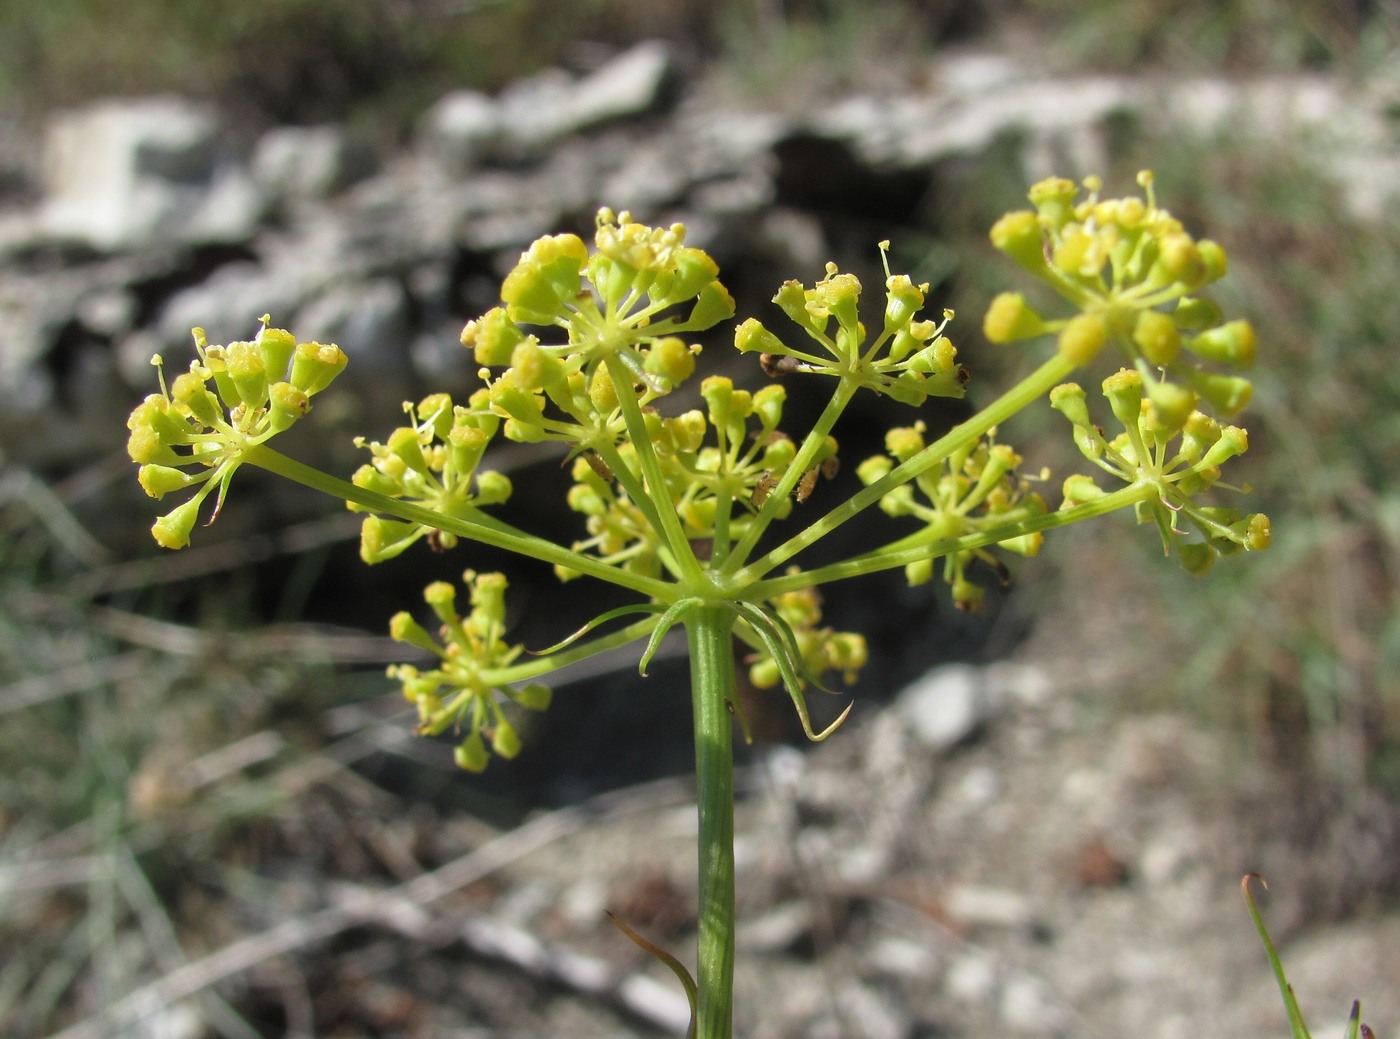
[126,176,1270,1037]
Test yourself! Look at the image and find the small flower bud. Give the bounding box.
[825,632,868,683]
[749,657,780,689]
[1151,234,1205,288]
[475,470,512,505]
[1145,380,1195,435]
[813,271,862,334]
[468,570,508,623]
[904,557,934,586]
[983,292,1048,343]
[510,340,565,390]
[1173,296,1224,332]
[357,517,415,563]
[688,280,736,330]
[490,372,547,430]
[587,364,620,413]
[1188,320,1257,368]
[289,341,349,396]
[1197,424,1249,468]
[1049,383,1092,428]
[389,611,442,655]
[267,381,310,432]
[257,325,297,379]
[1191,372,1253,416]
[1102,368,1145,429]
[752,384,786,431]
[490,716,521,759]
[514,683,553,711]
[643,336,697,385]
[883,274,925,334]
[1133,309,1181,366]
[423,579,458,620]
[856,454,892,486]
[1061,473,1105,505]
[454,733,490,772]
[1028,176,1078,229]
[884,424,926,463]
[224,341,268,408]
[127,423,184,467]
[1052,225,1106,278]
[1196,240,1228,282]
[501,233,588,324]
[462,307,526,367]
[171,371,222,427]
[151,497,202,550]
[662,245,721,302]
[951,574,985,612]
[1178,542,1215,574]
[387,426,429,476]
[1057,313,1107,365]
[1240,512,1271,551]
[137,464,201,499]
[989,210,1049,273]
[735,317,787,356]
[772,280,824,336]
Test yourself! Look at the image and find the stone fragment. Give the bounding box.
[37,97,264,251]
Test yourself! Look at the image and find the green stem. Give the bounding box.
[724,377,859,572]
[484,615,661,684]
[245,444,675,602]
[731,352,1077,586]
[684,604,737,1039]
[745,480,1157,599]
[605,354,708,587]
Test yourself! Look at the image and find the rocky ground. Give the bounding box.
[66,622,1400,1039]
[6,35,1400,1039]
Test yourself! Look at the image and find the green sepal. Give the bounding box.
[359,515,423,563]
[138,464,203,499]
[454,731,490,772]
[151,497,203,550]
[512,683,553,711]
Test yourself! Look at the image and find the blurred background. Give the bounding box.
[1,1,1398,1036]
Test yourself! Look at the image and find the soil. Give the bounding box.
[117,595,1397,1039]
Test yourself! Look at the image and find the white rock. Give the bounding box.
[252,125,373,203]
[501,41,676,149]
[418,90,502,171]
[38,96,263,251]
[945,950,999,1002]
[895,663,1007,751]
[1000,972,1068,1034]
[944,883,1037,930]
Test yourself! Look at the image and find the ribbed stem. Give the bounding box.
[684,604,737,1039]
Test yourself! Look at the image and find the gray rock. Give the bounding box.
[500,41,677,151]
[152,260,306,354]
[295,277,414,379]
[417,90,503,173]
[251,125,375,204]
[37,96,266,251]
[895,663,1008,752]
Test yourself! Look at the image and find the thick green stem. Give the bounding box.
[684,604,737,1039]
